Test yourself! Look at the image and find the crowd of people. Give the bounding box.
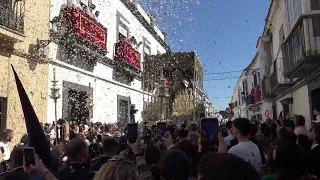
[0,115,319,180]
[68,0,100,22]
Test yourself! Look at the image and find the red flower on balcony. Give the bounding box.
[63,7,108,50]
[114,41,141,71]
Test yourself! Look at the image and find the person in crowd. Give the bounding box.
[304,123,320,178]
[159,149,193,180]
[0,149,3,173]
[218,118,262,173]
[258,123,272,154]
[248,124,267,165]
[55,138,95,180]
[102,124,111,139]
[294,115,308,136]
[280,119,297,142]
[175,129,196,161]
[198,152,260,180]
[91,137,118,172]
[19,134,29,146]
[0,129,13,162]
[270,122,278,142]
[93,157,137,180]
[0,146,28,180]
[223,121,234,146]
[95,11,100,23]
[124,36,137,46]
[84,4,96,19]
[67,0,82,9]
[313,108,320,123]
[187,131,200,146]
[113,131,121,142]
[262,138,315,180]
[88,132,101,159]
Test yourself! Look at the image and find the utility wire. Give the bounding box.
[211,96,232,99]
[204,76,239,81]
[204,70,244,75]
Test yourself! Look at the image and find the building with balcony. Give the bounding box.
[230,71,247,119]
[229,53,263,121]
[0,0,50,146]
[255,0,320,129]
[46,0,170,124]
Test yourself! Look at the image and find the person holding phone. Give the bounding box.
[218,118,262,173]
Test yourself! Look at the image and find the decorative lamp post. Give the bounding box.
[86,83,94,120]
[157,68,170,122]
[49,68,61,144]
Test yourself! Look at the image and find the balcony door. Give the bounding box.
[117,12,129,42]
[117,95,130,127]
[68,89,89,122]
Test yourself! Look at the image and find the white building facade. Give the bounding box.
[46,0,169,124]
[230,71,247,119]
[233,0,320,130]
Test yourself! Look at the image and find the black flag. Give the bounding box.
[11,65,52,169]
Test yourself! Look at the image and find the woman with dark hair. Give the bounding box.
[198,152,260,180]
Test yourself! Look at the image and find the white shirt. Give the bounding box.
[0,141,10,161]
[228,141,262,172]
[224,134,234,146]
[294,126,308,136]
[311,144,319,150]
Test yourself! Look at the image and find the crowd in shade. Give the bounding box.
[0,116,319,180]
[0,68,319,180]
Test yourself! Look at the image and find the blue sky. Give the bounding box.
[140,0,270,111]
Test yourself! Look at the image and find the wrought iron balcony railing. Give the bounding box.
[283,15,320,78]
[0,0,25,33]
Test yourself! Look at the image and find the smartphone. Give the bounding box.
[200,118,219,143]
[157,122,167,137]
[127,123,138,143]
[23,147,35,166]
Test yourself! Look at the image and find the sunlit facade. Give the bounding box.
[0,0,50,146]
[46,0,169,124]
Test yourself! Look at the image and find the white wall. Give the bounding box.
[292,85,311,130]
[49,0,167,58]
[47,0,168,123]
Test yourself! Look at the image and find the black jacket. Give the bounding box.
[55,163,95,180]
[91,156,112,172]
[304,145,320,179]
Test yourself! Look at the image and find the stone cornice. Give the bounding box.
[119,0,171,52]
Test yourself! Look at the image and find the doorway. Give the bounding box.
[310,88,320,120]
[68,89,89,122]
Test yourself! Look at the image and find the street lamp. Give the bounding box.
[157,69,170,122]
[37,15,66,50]
[86,83,94,120]
[49,68,61,144]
